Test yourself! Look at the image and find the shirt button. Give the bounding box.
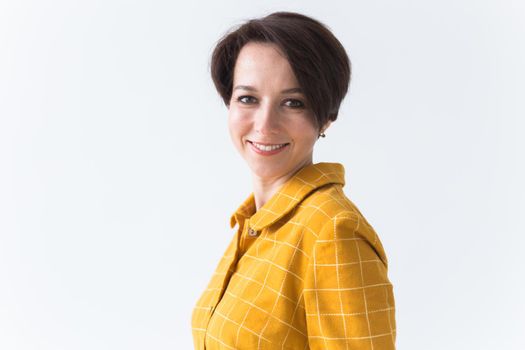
[247,227,258,237]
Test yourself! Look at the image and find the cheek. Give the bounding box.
[228,110,249,142]
[290,119,319,146]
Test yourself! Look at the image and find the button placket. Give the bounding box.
[247,227,258,237]
[238,219,260,256]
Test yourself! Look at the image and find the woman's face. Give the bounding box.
[228,42,330,182]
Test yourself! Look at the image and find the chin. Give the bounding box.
[247,161,290,180]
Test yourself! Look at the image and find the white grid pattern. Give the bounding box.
[191,162,396,349]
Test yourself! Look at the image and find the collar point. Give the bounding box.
[229,215,237,229]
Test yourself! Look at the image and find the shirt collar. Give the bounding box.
[229,162,345,231]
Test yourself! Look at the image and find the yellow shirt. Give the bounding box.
[191,162,396,349]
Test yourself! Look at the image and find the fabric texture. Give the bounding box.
[191,162,396,349]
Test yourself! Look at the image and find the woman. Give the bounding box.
[192,11,396,349]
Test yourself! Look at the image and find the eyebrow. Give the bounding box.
[233,85,303,94]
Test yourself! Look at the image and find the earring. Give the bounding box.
[319,132,326,138]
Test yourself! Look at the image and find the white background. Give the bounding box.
[1,0,524,349]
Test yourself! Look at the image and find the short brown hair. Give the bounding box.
[210,11,351,131]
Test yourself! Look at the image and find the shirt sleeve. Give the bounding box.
[303,213,396,349]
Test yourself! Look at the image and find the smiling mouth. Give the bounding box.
[247,140,290,155]
[249,140,289,151]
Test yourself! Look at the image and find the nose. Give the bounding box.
[254,103,279,136]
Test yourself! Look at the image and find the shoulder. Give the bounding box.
[294,182,367,228]
[292,183,389,266]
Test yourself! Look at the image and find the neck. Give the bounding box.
[251,158,313,211]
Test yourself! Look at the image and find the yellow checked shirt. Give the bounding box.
[191,162,396,349]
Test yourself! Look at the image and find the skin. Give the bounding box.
[228,42,331,210]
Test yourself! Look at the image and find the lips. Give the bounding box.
[247,140,290,155]
[249,140,289,150]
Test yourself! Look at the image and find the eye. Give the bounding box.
[283,99,305,109]
[237,95,257,104]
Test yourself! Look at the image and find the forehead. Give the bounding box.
[233,42,298,85]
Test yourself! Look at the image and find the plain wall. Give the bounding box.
[1,0,524,348]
